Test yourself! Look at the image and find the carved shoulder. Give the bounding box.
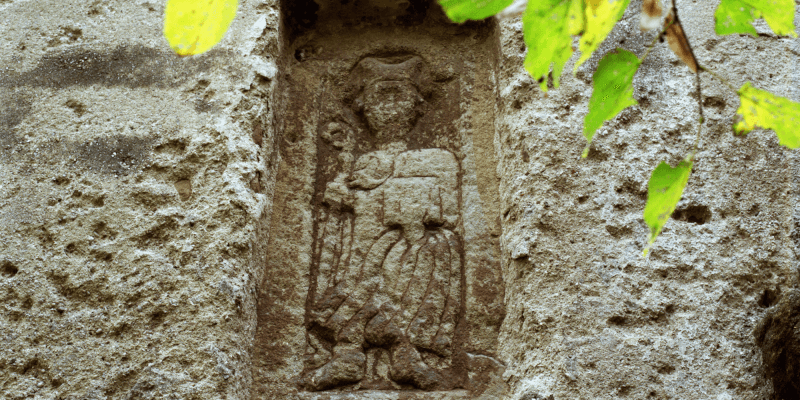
[394,149,458,186]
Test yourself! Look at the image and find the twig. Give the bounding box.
[667,1,704,162]
[640,18,672,63]
[688,67,705,161]
[698,64,738,92]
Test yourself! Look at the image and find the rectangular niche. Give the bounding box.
[252,0,505,398]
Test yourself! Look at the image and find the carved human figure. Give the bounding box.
[303,56,464,391]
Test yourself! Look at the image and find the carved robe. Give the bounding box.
[310,147,462,359]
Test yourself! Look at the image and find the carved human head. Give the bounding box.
[347,55,431,140]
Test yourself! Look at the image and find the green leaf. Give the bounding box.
[164,0,238,56]
[643,160,693,256]
[734,82,800,148]
[523,0,585,91]
[715,0,797,37]
[582,49,640,157]
[576,0,632,69]
[438,0,514,23]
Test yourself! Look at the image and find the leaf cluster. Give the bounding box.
[439,0,800,254]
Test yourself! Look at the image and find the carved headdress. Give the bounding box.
[344,55,433,109]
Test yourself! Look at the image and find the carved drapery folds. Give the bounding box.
[254,1,504,396]
[303,56,465,391]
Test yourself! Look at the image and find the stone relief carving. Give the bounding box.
[302,55,467,391]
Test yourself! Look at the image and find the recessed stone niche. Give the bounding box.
[252,1,505,398]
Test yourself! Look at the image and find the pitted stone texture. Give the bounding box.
[5,0,798,398]
[0,0,281,398]
[496,1,800,399]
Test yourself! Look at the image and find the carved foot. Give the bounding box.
[389,341,442,390]
[301,345,366,391]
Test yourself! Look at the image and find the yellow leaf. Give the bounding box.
[715,0,797,38]
[586,0,603,10]
[164,0,238,56]
[735,82,800,148]
[567,0,586,35]
[576,0,632,69]
[524,0,585,91]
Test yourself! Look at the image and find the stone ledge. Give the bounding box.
[297,390,471,399]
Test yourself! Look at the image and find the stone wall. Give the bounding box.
[1,0,799,399]
[495,1,800,399]
[0,0,282,398]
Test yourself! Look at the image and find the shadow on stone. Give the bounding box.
[0,44,223,89]
[754,289,800,400]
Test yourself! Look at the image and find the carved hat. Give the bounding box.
[344,55,433,106]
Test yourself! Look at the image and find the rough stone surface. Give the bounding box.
[2,0,800,399]
[495,1,800,399]
[0,0,281,398]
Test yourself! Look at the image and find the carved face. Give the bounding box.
[361,80,422,139]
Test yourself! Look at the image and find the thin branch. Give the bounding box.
[688,72,705,161]
[666,1,704,161]
[640,18,672,63]
[666,1,699,72]
[698,64,738,92]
